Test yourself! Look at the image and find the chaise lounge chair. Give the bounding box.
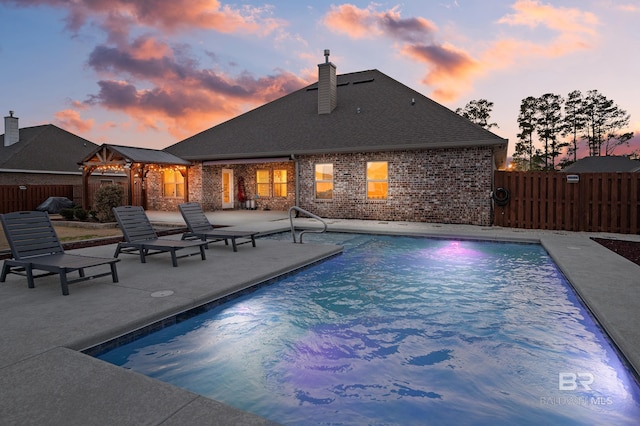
[112,205,207,267]
[178,202,258,252]
[0,211,119,295]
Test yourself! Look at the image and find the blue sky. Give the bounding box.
[1,0,638,159]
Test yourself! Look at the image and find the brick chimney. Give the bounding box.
[317,49,337,115]
[4,111,19,147]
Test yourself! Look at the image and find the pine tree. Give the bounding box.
[455,99,498,130]
[535,93,566,170]
[513,96,539,170]
[562,90,586,163]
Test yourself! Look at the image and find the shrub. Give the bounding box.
[60,208,76,220]
[93,184,124,222]
[74,208,88,221]
[89,210,98,221]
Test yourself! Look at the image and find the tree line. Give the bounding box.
[456,92,635,171]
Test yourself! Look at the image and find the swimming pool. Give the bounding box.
[96,233,640,425]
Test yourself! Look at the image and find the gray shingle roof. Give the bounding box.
[81,144,190,166]
[561,156,640,173]
[0,124,99,173]
[165,69,508,168]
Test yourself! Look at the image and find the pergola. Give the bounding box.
[78,144,191,210]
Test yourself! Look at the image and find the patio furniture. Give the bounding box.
[0,211,119,295]
[178,202,258,252]
[112,206,207,267]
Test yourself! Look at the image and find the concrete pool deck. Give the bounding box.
[0,210,638,425]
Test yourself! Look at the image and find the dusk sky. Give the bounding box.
[1,0,638,160]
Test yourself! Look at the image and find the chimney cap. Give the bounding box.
[9,110,14,117]
[324,49,330,63]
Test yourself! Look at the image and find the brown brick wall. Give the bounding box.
[297,147,494,225]
[153,147,495,225]
[187,162,296,211]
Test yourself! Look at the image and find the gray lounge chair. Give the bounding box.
[178,202,258,252]
[0,211,119,295]
[112,206,207,267]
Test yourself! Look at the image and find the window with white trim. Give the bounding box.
[273,169,287,197]
[315,163,333,199]
[163,169,184,198]
[256,169,270,197]
[367,161,388,200]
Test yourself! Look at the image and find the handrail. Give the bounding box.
[288,206,328,243]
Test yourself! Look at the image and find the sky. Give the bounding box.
[1,0,638,160]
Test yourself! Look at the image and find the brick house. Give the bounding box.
[164,52,508,225]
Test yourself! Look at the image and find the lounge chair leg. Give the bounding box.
[114,245,122,258]
[110,263,119,283]
[199,245,206,261]
[60,272,69,296]
[251,236,256,247]
[0,262,8,282]
[231,238,238,252]
[170,249,178,267]
[140,250,146,264]
[26,266,35,289]
[78,268,85,278]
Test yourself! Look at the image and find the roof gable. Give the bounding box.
[80,144,190,167]
[165,69,508,167]
[0,124,98,173]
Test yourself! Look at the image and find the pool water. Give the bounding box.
[97,233,640,425]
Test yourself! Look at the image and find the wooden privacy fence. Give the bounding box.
[1,182,136,214]
[0,185,75,214]
[493,171,640,234]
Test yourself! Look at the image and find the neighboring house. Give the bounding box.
[165,52,508,226]
[0,112,130,211]
[561,156,640,173]
[0,112,101,186]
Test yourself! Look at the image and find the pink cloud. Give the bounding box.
[7,0,282,36]
[497,0,599,35]
[402,43,480,102]
[324,4,437,41]
[322,2,602,103]
[54,109,94,133]
[2,1,302,142]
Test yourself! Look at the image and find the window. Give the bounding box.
[273,169,287,197]
[256,169,270,197]
[367,161,388,200]
[163,169,184,198]
[315,163,333,199]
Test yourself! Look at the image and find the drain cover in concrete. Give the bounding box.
[151,290,174,298]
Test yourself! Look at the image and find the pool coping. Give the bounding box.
[0,212,638,425]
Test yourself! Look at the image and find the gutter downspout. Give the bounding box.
[291,154,299,207]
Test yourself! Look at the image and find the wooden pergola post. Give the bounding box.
[81,165,97,210]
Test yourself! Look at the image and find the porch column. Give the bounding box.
[81,166,97,210]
